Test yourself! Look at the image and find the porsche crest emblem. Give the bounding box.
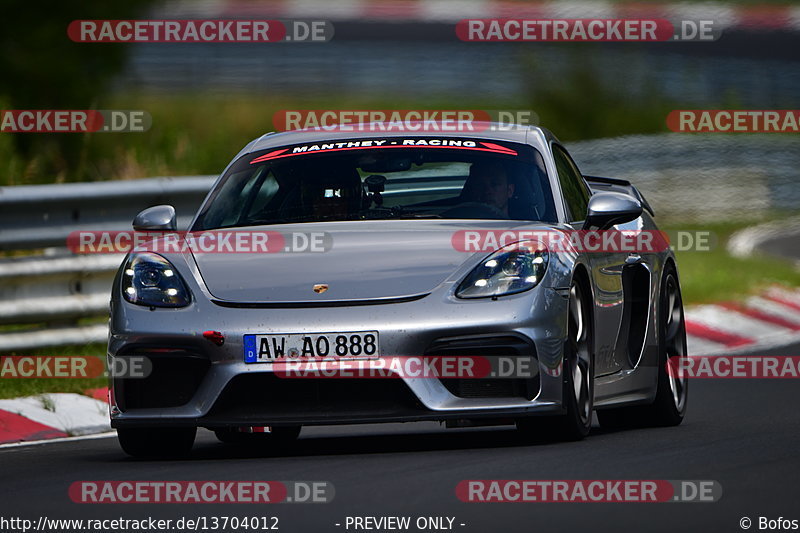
[313,284,328,294]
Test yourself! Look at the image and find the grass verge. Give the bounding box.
[0,344,106,400]
[660,214,800,304]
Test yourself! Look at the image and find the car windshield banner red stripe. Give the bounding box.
[250,139,518,164]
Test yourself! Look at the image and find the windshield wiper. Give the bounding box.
[383,206,441,219]
[394,213,442,219]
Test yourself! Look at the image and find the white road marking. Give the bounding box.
[0,431,116,450]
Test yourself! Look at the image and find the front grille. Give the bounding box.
[425,334,539,400]
[207,374,423,421]
[114,349,210,410]
[442,378,532,399]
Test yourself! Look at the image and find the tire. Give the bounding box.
[597,266,688,429]
[518,280,594,441]
[117,427,196,458]
[215,426,301,445]
[647,268,689,425]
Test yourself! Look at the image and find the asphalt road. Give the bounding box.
[1,341,799,533]
[759,233,800,267]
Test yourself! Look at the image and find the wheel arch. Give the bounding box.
[569,262,595,346]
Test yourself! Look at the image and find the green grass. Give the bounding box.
[0,93,506,185]
[660,215,800,304]
[1,84,677,185]
[0,344,107,400]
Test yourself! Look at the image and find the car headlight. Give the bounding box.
[456,240,548,299]
[121,253,191,307]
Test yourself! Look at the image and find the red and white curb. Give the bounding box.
[686,286,800,356]
[0,391,110,446]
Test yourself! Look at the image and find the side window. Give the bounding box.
[244,171,279,219]
[553,144,591,222]
[201,166,268,228]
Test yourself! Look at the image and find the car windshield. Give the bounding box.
[193,137,556,230]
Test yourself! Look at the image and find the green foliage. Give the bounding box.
[660,217,800,304]
[0,345,107,399]
[519,47,674,141]
[0,0,157,181]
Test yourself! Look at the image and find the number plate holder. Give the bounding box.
[244,331,380,363]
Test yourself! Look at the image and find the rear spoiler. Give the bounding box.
[583,175,655,217]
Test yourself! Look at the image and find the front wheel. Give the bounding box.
[518,281,594,441]
[117,427,196,458]
[648,268,689,425]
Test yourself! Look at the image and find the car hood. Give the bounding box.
[190,220,550,303]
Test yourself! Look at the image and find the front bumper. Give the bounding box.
[109,284,570,429]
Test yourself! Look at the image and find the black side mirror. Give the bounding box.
[133,205,177,231]
[583,192,642,230]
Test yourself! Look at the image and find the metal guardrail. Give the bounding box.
[0,176,216,352]
[0,176,215,250]
[0,254,123,325]
[569,134,800,220]
[1,134,798,351]
[0,254,123,351]
[0,253,120,351]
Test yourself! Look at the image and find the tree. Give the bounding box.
[0,0,158,180]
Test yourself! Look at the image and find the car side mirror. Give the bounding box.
[583,192,642,230]
[133,205,177,231]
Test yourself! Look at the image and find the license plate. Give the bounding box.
[244,331,380,363]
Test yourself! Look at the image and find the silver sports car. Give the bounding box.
[108,125,688,457]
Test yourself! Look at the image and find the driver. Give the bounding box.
[464,161,515,217]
